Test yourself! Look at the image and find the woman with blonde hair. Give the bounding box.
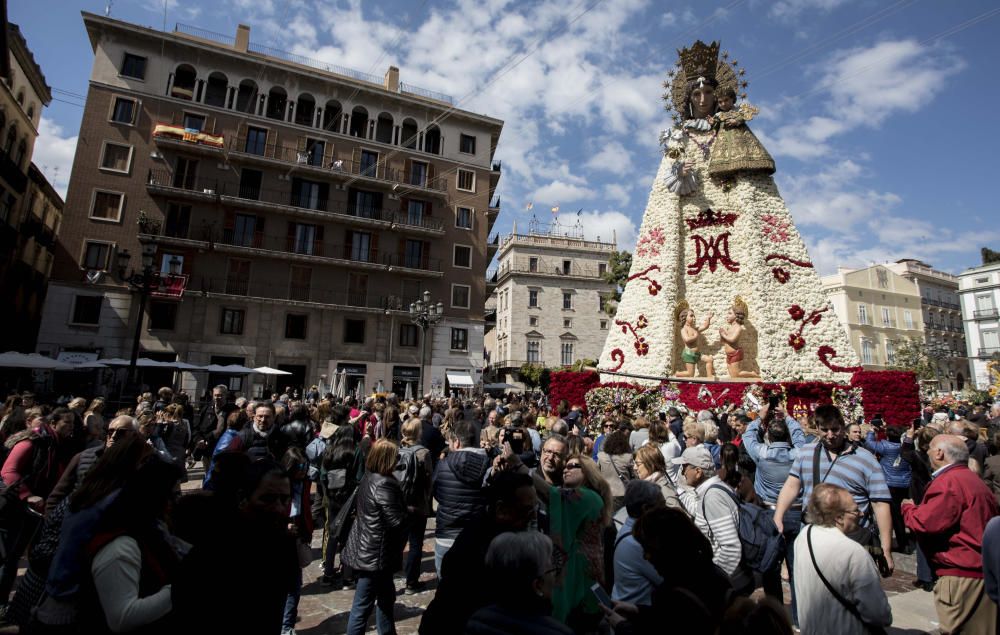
[399,418,433,593]
[84,397,106,446]
[629,415,650,451]
[633,444,682,510]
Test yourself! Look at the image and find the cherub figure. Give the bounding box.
[718,297,759,380]
[675,303,715,378]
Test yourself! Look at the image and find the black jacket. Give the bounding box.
[433,449,489,539]
[341,472,408,572]
[421,420,445,464]
[465,599,573,635]
[237,426,287,462]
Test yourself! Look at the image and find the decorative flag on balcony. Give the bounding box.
[525,202,533,210]
[551,205,560,215]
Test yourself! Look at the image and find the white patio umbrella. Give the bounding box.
[354,377,365,399]
[0,352,74,370]
[404,381,413,401]
[335,371,347,399]
[254,366,293,376]
[375,379,385,393]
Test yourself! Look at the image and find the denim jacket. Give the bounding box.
[864,432,911,489]
[743,416,805,504]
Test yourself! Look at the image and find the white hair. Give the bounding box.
[485,531,553,582]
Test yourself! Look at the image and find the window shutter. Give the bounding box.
[254,217,265,248]
[318,183,329,212]
[425,201,432,216]
[344,230,353,260]
[290,178,302,207]
[265,129,275,158]
[286,221,296,251]
[223,209,235,231]
[422,241,430,270]
[351,147,360,173]
[315,225,324,254]
[297,136,307,152]
[427,162,435,186]
[400,197,409,215]
[371,232,379,262]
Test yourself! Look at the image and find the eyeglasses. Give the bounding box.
[565,463,583,471]
[107,428,131,440]
[842,507,862,517]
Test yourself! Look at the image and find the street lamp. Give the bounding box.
[409,290,443,398]
[115,241,159,388]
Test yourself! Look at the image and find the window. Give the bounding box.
[453,245,472,268]
[399,324,418,347]
[220,308,245,335]
[289,266,311,301]
[245,126,268,155]
[459,134,476,154]
[562,260,571,275]
[110,97,136,124]
[350,232,373,262]
[173,157,198,189]
[561,342,574,366]
[457,169,475,191]
[904,310,914,330]
[90,191,124,222]
[562,292,573,310]
[407,200,426,225]
[886,339,896,364]
[861,338,875,365]
[120,53,147,80]
[528,290,539,308]
[164,203,191,238]
[456,207,472,229]
[344,318,366,344]
[81,241,111,270]
[404,239,425,269]
[360,150,378,177]
[226,258,251,294]
[857,303,869,325]
[600,320,608,329]
[305,139,325,166]
[599,263,607,276]
[451,284,470,309]
[148,301,178,330]
[529,316,538,327]
[976,277,990,284]
[232,214,258,247]
[238,169,262,200]
[71,296,102,325]
[876,268,889,289]
[285,314,308,339]
[292,179,324,210]
[563,318,572,328]
[451,328,468,351]
[347,273,368,306]
[160,253,183,274]
[599,294,607,312]
[291,223,317,255]
[527,339,541,363]
[881,307,892,327]
[410,161,428,187]
[182,112,206,132]
[101,141,132,174]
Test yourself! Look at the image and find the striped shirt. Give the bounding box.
[680,476,742,575]
[789,442,891,523]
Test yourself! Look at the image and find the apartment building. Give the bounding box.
[0,23,59,352]
[957,259,1000,390]
[885,259,967,390]
[822,265,924,371]
[37,13,502,397]
[485,222,616,387]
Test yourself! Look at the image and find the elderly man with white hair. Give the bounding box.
[904,434,1000,634]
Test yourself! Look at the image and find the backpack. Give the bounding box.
[702,484,785,574]
[393,444,424,505]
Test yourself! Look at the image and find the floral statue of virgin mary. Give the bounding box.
[598,41,859,384]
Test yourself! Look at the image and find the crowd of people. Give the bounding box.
[0,385,998,634]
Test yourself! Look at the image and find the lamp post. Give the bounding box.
[115,241,160,388]
[409,290,443,398]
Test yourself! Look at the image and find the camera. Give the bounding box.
[500,425,526,455]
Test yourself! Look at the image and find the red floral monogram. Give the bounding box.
[616,315,651,357]
[687,232,740,275]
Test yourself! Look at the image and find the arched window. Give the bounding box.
[322,100,342,132]
[3,126,16,156]
[295,93,315,127]
[266,86,287,120]
[375,112,394,144]
[349,106,368,138]
[235,79,259,114]
[424,125,441,155]
[204,71,229,107]
[26,105,34,120]
[16,91,24,106]
[401,118,418,149]
[171,64,197,100]
[14,139,26,166]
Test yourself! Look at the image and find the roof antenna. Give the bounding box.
[105,0,113,16]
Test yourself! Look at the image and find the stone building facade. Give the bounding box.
[957,259,1000,390]
[486,227,616,386]
[36,14,502,398]
[822,265,925,371]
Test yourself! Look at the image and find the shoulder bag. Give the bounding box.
[806,525,887,635]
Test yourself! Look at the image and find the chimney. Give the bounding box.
[384,66,400,92]
[235,24,250,53]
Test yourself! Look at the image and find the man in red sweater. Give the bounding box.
[903,434,999,634]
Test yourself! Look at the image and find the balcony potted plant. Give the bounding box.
[136,210,161,235]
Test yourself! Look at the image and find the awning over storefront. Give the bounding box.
[446,372,474,387]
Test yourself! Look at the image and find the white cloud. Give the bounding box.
[577,210,638,250]
[584,141,631,175]
[532,180,595,205]
[781,159,901,229]
[603,183,631,207]
[33,117,77,198]
[770,0,853,19]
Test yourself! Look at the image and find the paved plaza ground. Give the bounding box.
[1,466,945,634]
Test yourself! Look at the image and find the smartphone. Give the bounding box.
[591,582,613,609]
[767,394,781,409]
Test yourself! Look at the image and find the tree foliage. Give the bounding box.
[888,338,938,381]
[983,247,1000,265]
[603,251,632,301]
[519,364,552,391]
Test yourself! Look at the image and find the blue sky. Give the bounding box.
[15,0,1000,275]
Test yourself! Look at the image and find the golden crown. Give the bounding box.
[662,40,750,120]
[678,40,720,83]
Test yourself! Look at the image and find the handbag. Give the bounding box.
[812,445,891,577]
[607,455,631,485]
[296,540,313,568]
[806,526,888,635]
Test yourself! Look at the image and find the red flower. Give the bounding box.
[788,305,805,321]
[788,333,806,350]
[634,338,649,356]
[808,312,823,325]
[636,315,649,329]
[772,267,790,283]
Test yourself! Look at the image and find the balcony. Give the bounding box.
[152,123,224,157]
[924,298,961,310]
[489,359,528,371]
[145,170,445,236]
[493,261,610,282]
[196,275,420,313]
[487,234,500,258]
[974,308,999,319]
[979,347,1000,359]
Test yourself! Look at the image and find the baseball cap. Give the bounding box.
[671,446,714,470]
